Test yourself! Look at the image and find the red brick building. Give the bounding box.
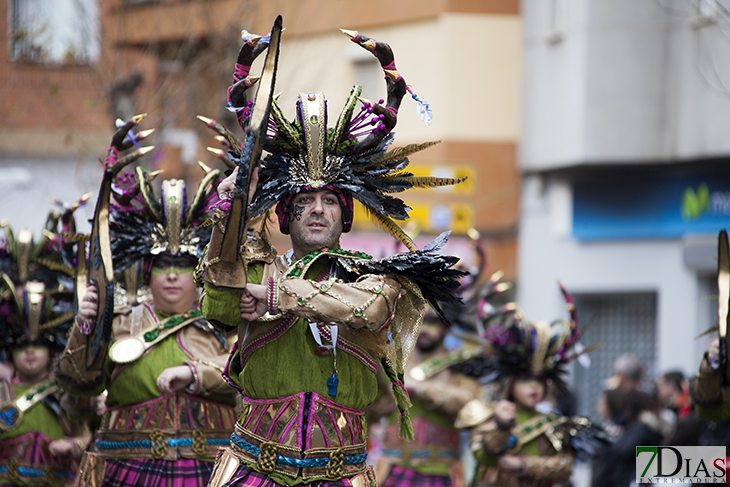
[1,0,521,279]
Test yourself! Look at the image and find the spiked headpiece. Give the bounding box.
[449,279,597,392]
[109,165,223,272]
[215,29,464,251]
[0,208,81,355]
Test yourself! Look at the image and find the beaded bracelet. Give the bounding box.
[268,277,279,315]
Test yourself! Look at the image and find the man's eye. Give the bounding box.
[325,198,337,204]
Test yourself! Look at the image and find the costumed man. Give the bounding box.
[370,235,490,487]
[454,281,604,487]
[0,216,92,486]
[692,230,730,473]
[54,118,239,487]
[197,18,466,487]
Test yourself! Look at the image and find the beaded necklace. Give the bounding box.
[287,249,340,396]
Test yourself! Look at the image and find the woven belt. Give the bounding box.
[230,431,367,468]
[230,421,368,481]
[94,428,231,460]
[96,437,230,450]
[0,465,70,478]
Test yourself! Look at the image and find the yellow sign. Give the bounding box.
[353,202,474,234]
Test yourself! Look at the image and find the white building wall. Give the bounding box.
[522,0,730,171]
[517,174,704,376]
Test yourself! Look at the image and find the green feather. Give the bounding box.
[36,258,75,276]
[329,85,362,153]
[364,208,416,252]
[396,175,467,188]
[373,141,441,165]
[271,99,302,151]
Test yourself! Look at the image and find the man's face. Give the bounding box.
[288,190,343,258]
[149,254,198,314]
[416,320,444,353]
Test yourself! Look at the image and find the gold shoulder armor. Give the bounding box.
[455,399,496,429]
[243,229,276,264]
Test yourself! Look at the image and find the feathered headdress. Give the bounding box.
[449,279,598,392]
[109,164,224,272]
[203,29,464,252]
[0,201,88,354]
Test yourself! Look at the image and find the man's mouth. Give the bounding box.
[307,221,327,229]
[164,287,180,292]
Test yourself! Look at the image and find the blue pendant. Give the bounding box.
[327,373,339,396]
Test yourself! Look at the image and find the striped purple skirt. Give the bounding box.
[380,465,453,487]
[101,458,214,487]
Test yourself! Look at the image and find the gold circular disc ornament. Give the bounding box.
[109,337,146,364]
[0,402,22,432]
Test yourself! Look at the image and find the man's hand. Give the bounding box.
[48,438,75,458]
[240,284,268,321]
[95,394,107,416]
[707,337,720,369]
[78,284,98,321]
[217,166,259,204]
[156,365,194,395]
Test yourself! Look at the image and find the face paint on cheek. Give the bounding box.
[150,266,194,277]
[292,205,304,221]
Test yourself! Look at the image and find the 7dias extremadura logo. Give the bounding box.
[636,446,726,483]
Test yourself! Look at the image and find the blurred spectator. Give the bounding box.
[604,353,644,392]
[692,337,729,465]
[656,371,692,420]
[595,390,673,487]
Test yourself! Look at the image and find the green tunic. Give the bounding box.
[205,258,378,410]
[0,382,66,441]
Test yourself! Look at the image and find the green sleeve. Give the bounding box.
[200,262,264,330]
[695,402,730,421]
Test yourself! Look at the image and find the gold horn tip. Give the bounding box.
[131,113,148,124]
[357,96,374,106]
[197,161,213,173]
[247,75,261,86]
[137,146,155,156]
[467,228,480,241]
[489,270,505,282]
[137,128,155,139]
[340,28,359,40]
[206,147,224,157]
[383,69,400,81]
[148,170,164,180]
[197,115,214,125]
[247,35,262,46]
[274,92,283,101]
[495,282,512,293]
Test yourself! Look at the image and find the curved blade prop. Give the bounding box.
[202,15,282,289]
[86,116,153,370]
[718,230,729,385]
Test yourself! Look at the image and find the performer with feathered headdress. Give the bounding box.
[453,278,605,487]
[54,119,239,487]
[0,206,92,487]
[197,16,467,487]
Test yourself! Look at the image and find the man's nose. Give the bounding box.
[311,196,325,214]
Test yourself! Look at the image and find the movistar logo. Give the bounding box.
[681,184,710,221]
